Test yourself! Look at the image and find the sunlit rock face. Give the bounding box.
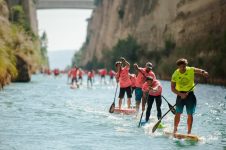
[81,0,226,65]
[6,0,38,34]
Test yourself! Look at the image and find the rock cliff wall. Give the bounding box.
[6,0,38,34]
[0,0,43,89]
[79,0,226,84]
[82,0,226,61]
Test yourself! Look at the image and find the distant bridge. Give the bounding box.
[36,0,95,9]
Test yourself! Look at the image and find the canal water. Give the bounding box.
[0,74,225,150]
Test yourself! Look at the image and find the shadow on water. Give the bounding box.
[3,101,13,108]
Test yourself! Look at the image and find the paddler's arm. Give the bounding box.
[134,63,146,77]
[133,63,139,71]
[120,57,130,68]
[194,68,209,78]
[171,81,187,99]
[149,85,159,92]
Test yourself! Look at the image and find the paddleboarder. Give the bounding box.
[87,70,94,87]
[142,76,162,122]
[68,65,78,85]
[171,58,208,134]
[115,57,132,109]
[134,62,156,113]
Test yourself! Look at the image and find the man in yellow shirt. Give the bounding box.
[171,58,208,134]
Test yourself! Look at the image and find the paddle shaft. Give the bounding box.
[135,67,147,128]
[114,66,123,103]
[109,82,119,113]
[138,93,149,128]
[162,95,176,115]
[180,83,198,95]
[160,103,176,122]
[138,112,144,127]
[113,83,119,104]
[162,95,173,106]
[113,68,121,104]
[109,66,121,113]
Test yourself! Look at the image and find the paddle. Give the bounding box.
[109,83,119,113]
[152,83,198,133]
[138,111,144,127]
[109,61,122,113]
[162,95,176,115]
[138,93,149,128]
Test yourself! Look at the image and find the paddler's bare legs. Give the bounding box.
[135,101,140,112]
[127,98,131,108]
[187,114,193,134]
[119,98,131,109]
[173,113,181,133]
[174,113,193,134]
[119,98,122,109]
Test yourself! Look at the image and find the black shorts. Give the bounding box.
[176,91,196,115]
[72,77,77,83]
[131,87,136,94]
[119,86,132,99]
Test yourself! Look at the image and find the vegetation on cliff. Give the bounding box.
[73,35,141,71]
[40,31,49,66]
[0,1,48,88]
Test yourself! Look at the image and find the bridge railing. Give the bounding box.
[36,0,95,9]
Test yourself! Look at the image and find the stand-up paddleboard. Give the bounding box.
[114,107,136,115]
[164,131,200,141]
[70,83,79,89]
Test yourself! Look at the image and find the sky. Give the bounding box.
[37,9,92,51]
[37,9,92,69]
[48,50,76,70]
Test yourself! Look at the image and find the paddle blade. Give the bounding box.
[152,120,161,133]
[109,102,115,113]
[168,104,176,115]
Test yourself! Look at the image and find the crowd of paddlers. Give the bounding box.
[41,57,208,135]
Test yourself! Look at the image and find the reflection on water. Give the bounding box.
[0,75,225,150]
